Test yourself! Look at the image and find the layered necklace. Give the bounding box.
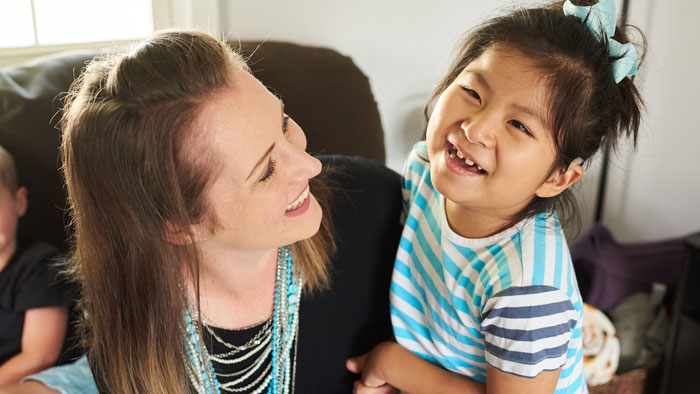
[185,246,302,394]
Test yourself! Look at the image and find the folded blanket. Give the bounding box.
[583,303,620,386]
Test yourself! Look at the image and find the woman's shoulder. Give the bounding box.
[318,155,401,189]
[318,155,403,223]
[296,155,402,392]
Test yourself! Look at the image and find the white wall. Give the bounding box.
[598,0,700,242]
[197,0,699,243]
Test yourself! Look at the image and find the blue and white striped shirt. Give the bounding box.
[390,142,586,393]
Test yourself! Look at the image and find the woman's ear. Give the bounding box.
[535,163,583,198]
[162,221,193,245]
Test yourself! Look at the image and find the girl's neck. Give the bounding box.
[444,199,519,239]
[186,246,279,329]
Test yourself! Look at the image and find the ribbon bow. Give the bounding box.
[563,0,637,83]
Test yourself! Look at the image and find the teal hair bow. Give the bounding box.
[563,0,637,83]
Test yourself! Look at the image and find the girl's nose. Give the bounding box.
[461,117,496,149]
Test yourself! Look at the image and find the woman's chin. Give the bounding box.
[286,195,324,244]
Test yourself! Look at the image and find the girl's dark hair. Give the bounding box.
[425,0,644,228]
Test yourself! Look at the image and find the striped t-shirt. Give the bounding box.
[390,142,587,393]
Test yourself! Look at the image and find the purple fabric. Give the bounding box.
[571,224,684,311]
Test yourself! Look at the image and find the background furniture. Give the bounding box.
[0,40,386,251]
[659,232,700,394]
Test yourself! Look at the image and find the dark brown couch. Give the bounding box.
[0,41,386,250]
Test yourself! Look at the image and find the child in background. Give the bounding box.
[0,145,72,386]
[347,0,642,393]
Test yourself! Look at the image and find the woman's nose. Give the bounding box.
[288,125,322,180]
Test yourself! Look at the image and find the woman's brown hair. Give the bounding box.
[61,30,334,393]
[425,0,644,229]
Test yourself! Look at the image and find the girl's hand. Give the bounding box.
[351,380,398,394]
[346,341,399,394]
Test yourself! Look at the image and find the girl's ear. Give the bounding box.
[535,164,583,198]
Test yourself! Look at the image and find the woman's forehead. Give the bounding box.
[189,70,281,185]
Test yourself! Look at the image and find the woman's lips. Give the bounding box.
[285,185,311,217]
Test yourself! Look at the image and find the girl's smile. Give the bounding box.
[444,141,486,176]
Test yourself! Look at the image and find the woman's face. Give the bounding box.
[190,69,323,254]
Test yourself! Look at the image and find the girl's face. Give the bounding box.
[190,69,323,254]
[426,45,561,231]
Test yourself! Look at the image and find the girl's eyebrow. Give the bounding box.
[511,103,545,129]
[463,71,492,94]
[465,70,545,129]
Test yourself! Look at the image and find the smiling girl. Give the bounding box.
[347,0,643,393]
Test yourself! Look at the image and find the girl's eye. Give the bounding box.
[282,114,290,134]
[462,87,481,103]
[260,159,275,182]
[508,120,532,136]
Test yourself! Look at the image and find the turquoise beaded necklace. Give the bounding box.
[185,245,302,394]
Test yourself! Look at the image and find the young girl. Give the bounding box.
[347,0,642,393]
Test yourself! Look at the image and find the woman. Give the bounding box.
[0,30,401,393]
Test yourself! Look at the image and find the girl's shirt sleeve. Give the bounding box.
[479,285,578,378]
[401,141,430,214]
[23,356,99,394]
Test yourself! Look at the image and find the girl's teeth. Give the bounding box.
[449,144,484,173]
[454,147,476,167]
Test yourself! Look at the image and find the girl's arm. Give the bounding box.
[347,341,561,394]
[347,341,485,394]
[485,365,560,394]
[0,306,68,386]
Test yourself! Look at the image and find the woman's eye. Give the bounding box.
[282,114,290,134]
[462,87,481,103]
[260,159,275,182]
[509,120,532,136]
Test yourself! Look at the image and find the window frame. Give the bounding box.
[0,0,219,67]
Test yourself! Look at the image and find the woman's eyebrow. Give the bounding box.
[246,143,275,181]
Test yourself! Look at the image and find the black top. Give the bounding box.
[0,238,72,364]
[95,156,404,393]
[294,156,402,393]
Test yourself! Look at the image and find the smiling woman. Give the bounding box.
[0,30,402,394]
